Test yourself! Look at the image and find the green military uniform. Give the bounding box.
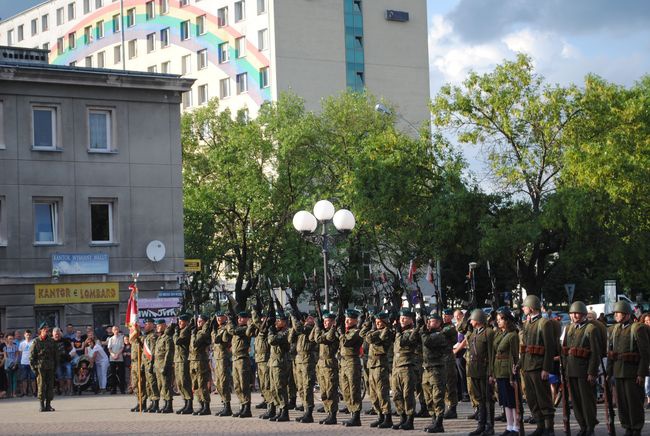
[30,327,58,412]
[153,322,175,412]
[287,341,298,408]
[391,310,421,430]
[422,315,450,433]
[143,328,160,412]
[490,326,519,430]
[310,313,339,424]
[226,313,255,417]
[607,306,649,436]
[339,310,364,426]
[212,318,233,413]
[173,318,193,414]
[521,306,556,434]
[288,314,318,423]
[467,310,495,436]
[129,331,147,412]
[251,310,271,411]
[442,320,459,416]
[189,316,212,415]
[360,312,395,428]
[267,318,291,421]
[562,302,601,434]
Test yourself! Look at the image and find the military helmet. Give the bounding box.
[569,301,588,314]
[613,301,632,315]
[522,295,542,310]
[470,309,487,324]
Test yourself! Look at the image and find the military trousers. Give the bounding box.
[523,369,554,420]
[269,362,288,408]
[470,377,494,426]
[131,361,146,402]
[155,364,173,401]
[615,377,645,431]
[213,358,232,403]
[368,365,392,414]
[190,360,210,404]
[174,359,192,400]
[256,361,271,403]
[287,359,297,400]
[340,358,362,413]
[295,359,316,408]
[317,363,338,413]
[445,354,458,406]
[233,358,252,405]
[414,362,425,406]
[392,365,416,415]
[568,376,597,430]
[145,362,159,400]
[423,366,446,416]
[35,367,55,401]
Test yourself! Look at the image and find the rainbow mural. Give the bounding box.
[48,0,272,105]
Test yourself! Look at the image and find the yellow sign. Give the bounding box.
[184,259,201,272]
[35,282,119,305]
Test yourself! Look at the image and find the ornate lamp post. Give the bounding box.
[292,200,356,309]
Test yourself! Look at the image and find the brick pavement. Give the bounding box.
[0,392,645,435]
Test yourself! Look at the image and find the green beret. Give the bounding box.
[144,317,155,324]
[198,314,210,321]
[39,321,49,330]
[214,310,225,317]
[322,311,336,319]
[375,311,390,321]
[399,308,415,318]
[238,311,251,318]
[275,312,288,320]
[155,319,166,325]
[345,309,360,319]
[178,314,191,322]
[442,309,453,315]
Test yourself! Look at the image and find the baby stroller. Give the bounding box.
[73,356,99,395]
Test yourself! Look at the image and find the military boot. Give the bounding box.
[321,411,337,425]
[192,401,205,416]
[427,415,445,433]
[199,402,211,415]
[131,400,144,412]
[176,399,188,414]
[544,417,555,436]
[255,400,267,409]
[260,404,275,419]
[300,406,314,423]
[274,406,290,422]
[393,413,407,430]
[239,403,252,418]
[232,403,244,417]
[378,413,393,429]
[148,400,160,413]
[287,397,297,409]
[400,414,415,430]
[424,414,437,433]
[161,399,173,414]
[370,413,385,427]
[468,407,485,436]
[482,405,495,435]
[443,405,457,419]
[527,423,545,436]
[39,400,46,412]
[342,411,361,427]
[217,402,232,417]
[181,399,194,415]
[45,400,55,411]
[156,400,167,413]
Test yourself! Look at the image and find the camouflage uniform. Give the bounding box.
[153,324,175,406]
[226,317,255,414]
[212,322,233,407]
[189,320,212,415]
[422,320,449,432]
[30,332,58,410]
[143,330,160,404]
[392,321,421,429]
[288,315,317,420]
[173,324,192,404]
[310,319,339,421]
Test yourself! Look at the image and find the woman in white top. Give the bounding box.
[85,337,109,392]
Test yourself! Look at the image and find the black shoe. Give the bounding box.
[370,413,384,427]
[239,403,252,418]
[217,402,232,417]
[400,414,414,430]
[321,411,337,425]
[260,404,276,419]
[255,401,267,409]
[443,405,457,419]
[275,407,290,422]
[161,400,173,414]
[378,413,393,429]
[317,405,326,413]
[469,425,486,436]
[393,413,407,430]
[45,400,56,411]
[468,408,479,420]
[192,401,204,416]
[131,401,144,412]
[287,398,297,409]
[157,400,167,413]
[148,400,160,413]
[232,403,244,418]
[39,400,46,412]
[176,399,188,415]
[426,415,444,433]
[527,425,545,436]
[482,423,495,436]
[297,406,314,423]
[181,399,194,415]
[342,411,361,427]
[198,403,211,416]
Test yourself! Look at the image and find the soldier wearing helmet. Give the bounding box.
[467,309,495,436]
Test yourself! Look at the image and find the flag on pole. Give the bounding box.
[426,262,434,284]
[407,260,417,284]
[125,283,139,328]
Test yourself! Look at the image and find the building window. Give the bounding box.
[6,30,13,46]
[217,7,228,27]
[112,14,121,33]
[197,49,207,70]
[159,0,169,15]
[31,19,38,36]
[160,27,169,48]
[161,61,170,73]
[147,65,157,73]
[126,8,135,27]
[56,7,64,25]
[236,72,248,94]
[92,306,116,331]
[235,1,245,22]
[218,42,229,63]
[180,20,190,40]
[258,28,268,51]
[69,61,76,67]
[85,55,92,67]
[42,14,49,31]
[32,106,58,149]
[33,199,60,244]
[260,66,269,88]
[0,196,7,246]
[180,0,189,6]
[68,2,76,20]
[96,0,103,8]
[17,25,24,42]
[181,91,192,109]
[96,20,104,39]
[235,36,246,58]
[146,1,155,20]
[68,31,76,49]
[146,33,155,52]
[181,54,191,75]
[196,15,206,35]
[36,308,62,331]
[257,0,266,15]
[83,0,91,14]
[198,84,208,105]
[57,37,64,55]
[88,109,113,151]
[97,51,105,68]
[219,78,230,98]
[84,26,92,45]
[43,42,49,52]
[128,39,137,59]
[114,45,121,64]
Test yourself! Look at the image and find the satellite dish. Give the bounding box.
[146,240,166,262]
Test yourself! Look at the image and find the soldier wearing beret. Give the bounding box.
[267,312,291,422]
[226,311,255,418]
[391,308,421,430]
[310,311,340,425]
[360,310,395,428]
[173,314,193,414]
[212,311,233,416]
[338,308,364,427]
[153,319,175,413]
[421,313,448,433]
[288,310,318,423]
[128,323,147,412]
[190,314,213,416]
[30,322,58,412]
[250,309,272,415]
[142,317,160,413]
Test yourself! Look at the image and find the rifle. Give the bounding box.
[486,260,499,310]
[427,259,442,317]
[512,366,525,436]
[600,358,616,436]
[459,262,478,332]
[282,277,302,319]
[369,266,381,309]
[558,346,572,436]
[224,284,238,320]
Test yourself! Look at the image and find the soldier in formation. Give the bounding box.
[30,322,58,412]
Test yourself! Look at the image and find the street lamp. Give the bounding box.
[374,102,419,135]
[293,200,356,309]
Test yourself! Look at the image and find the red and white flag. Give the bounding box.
[125,283,139,328]
[426,262,434,284]
[407,260,417,284]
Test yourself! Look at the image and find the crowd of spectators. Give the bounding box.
[0,324,131,398]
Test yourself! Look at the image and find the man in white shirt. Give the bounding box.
[107,326,125,394]
[18,330,36,397]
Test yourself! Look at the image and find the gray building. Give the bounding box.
[0,46,194,331]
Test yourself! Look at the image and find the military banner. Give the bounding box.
[35,282,119,304]
[137,298,181,325]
